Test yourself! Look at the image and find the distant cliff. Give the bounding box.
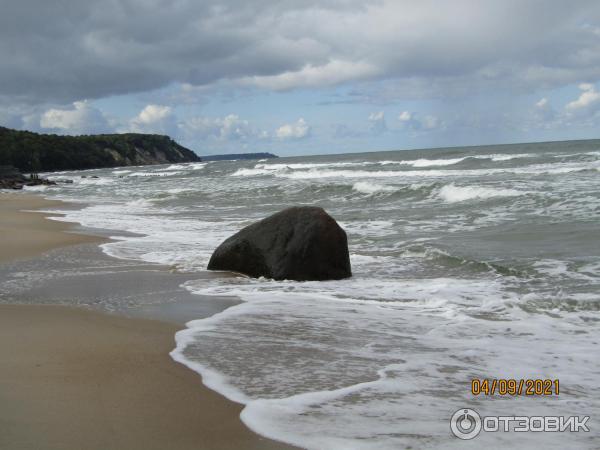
[0,126,200,172]
[202,152,278,161]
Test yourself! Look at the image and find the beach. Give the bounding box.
[0,194,103,263]
[0,193,292,450]
[2,142,598,449]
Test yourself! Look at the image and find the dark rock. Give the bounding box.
[24,178,56,187]
[207,206,352,281]
[0,166,56,189]
[0,165,26,189]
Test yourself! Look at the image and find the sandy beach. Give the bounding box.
[0,193,292,450]
[0,193,104,263]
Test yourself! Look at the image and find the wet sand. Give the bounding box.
[0,193,106,262]
[0,193,293,450]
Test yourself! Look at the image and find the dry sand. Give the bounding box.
[0,193,293,450]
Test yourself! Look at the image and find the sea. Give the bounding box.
[32,140,599,449]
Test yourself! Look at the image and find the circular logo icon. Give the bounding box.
[450,408,482,440]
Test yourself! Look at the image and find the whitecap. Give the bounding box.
[128,171,181,177]
[231,168,273,177]
[352,181,397,194]
[438,183,523,203]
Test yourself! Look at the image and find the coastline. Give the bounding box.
[0,192,105,262]
[0,192,294,450]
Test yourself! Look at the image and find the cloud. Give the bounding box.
[242,60,379,91]
[126,104,176,134]
[398,111,413,122]
[534,97,556,122]
[398,111,441,131]
[4,1,600,105]
[275,118,310,140]
[39,100,110,134]
[181,114,261,141]
[368,111,387,134]
[565,83,600,116]
[536,97,549,109]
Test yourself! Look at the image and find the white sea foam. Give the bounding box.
[128,171,181,177]
[22,184,49,191]
[533,259,599,281]
[401,157,466,167]
[352,181,398,194]
[232,161,592,180]
[155,163,206,171]
[438,183,522,203]
[255,162,364,170]
[158,164,188,171]
[231,168,273,177]
[233,162,368,177]
[171,275,600,450]
[49,201,243,270]
[579,261,600,276]
[165,187,195,194]
[488,152,534,161]
[78,177,115,185]
[283,169,438,179]
[377,153,534,167]
[124,198,155,209]
[188,162,207,170]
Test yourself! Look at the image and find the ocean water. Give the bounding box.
[35,140,599,449]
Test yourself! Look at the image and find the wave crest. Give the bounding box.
[438,183,522,203]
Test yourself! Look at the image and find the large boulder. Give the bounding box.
[207,206,352,281]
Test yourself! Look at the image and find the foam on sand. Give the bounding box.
[171,273,600,450]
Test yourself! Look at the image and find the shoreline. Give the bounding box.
[0,192,106,262]
[0,192,294,450]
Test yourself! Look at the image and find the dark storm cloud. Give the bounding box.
[0,0,334,101]
[3,0,600,104]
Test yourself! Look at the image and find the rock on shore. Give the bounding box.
[0,165,56,190]
[207,206,352,281]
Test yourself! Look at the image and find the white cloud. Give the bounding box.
[242,60,379,91]
[40,100,109,134]
[565,83,600,116]
[275,118,310,140]
[181,114,260,141]
[136,104,172,125]
[536,97,549,108]
[368,111,387,134]
[398,111,441,131]
[398,111,412,122]
[421,115,440,130]
[369,111,384,121]
[127,104,175,134]
[534,97,556,122]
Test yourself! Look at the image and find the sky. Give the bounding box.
[3,1,600,156]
